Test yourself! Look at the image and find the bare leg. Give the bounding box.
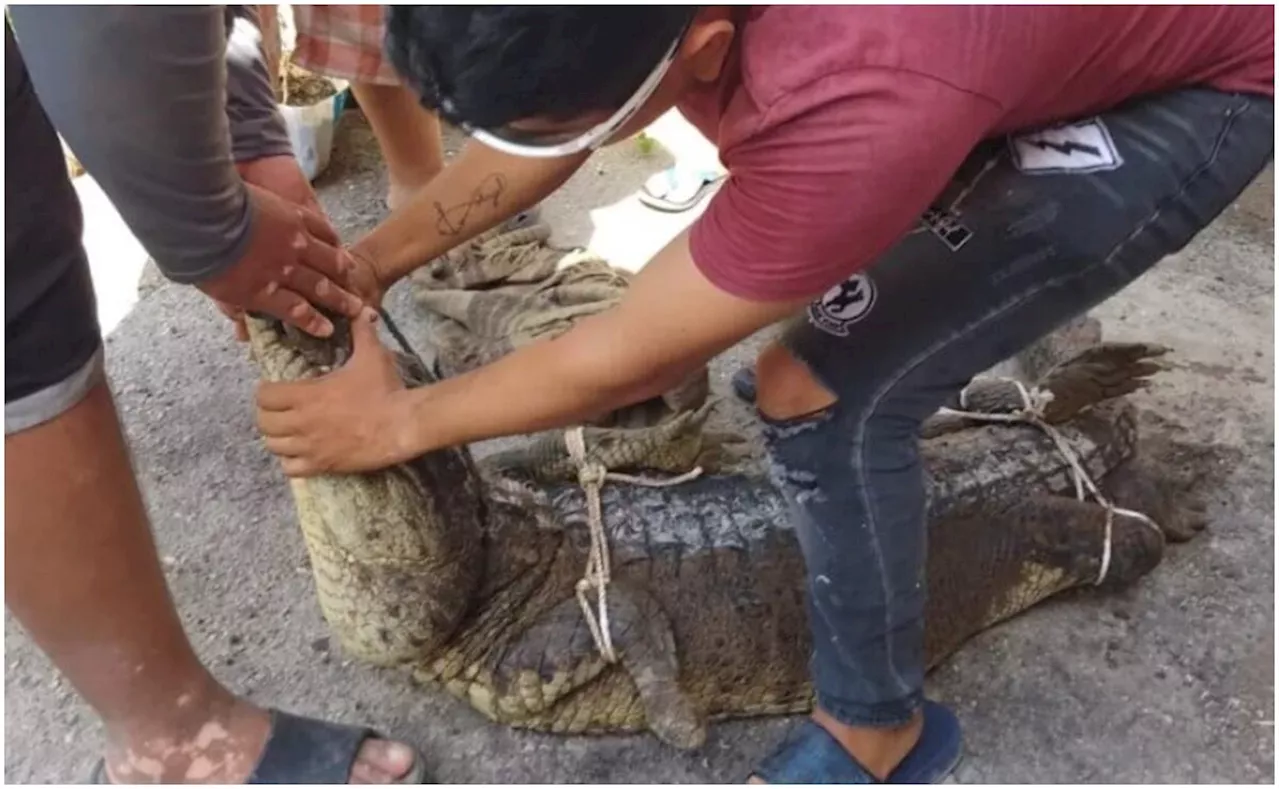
[350,81,445,211]
[4,382,414,783]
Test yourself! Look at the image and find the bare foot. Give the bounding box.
[103,697,417,784]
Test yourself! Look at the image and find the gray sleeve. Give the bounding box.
[8,6,292,284]
[224,5,293,162]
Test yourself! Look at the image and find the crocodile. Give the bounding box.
[242,229,1210,750]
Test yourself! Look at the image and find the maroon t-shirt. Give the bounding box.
[680,5,1273,301]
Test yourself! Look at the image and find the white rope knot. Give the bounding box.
[564,425,704,663]
[576,461,608,489]
[939,377,1162,586]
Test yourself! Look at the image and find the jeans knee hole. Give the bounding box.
[757,403,838,430]
[755,344,840,425]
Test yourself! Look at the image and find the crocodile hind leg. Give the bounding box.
[1035,342,1170,422]
[924,491,1164,669]
[1096,442,1212,546]
[921,341,1169,438]
[469,581,707,750]
[924,446,1203,668]
[1013,314,1104,382]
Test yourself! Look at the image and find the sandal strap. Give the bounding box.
[246,709,402,784]
[753,719,881,784]
[886,701,963,784]
[87,710,428,785]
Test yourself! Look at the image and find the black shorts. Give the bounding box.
[5,21,103,434]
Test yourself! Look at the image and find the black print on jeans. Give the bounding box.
[808,274,876,337]
[920,206,972,252]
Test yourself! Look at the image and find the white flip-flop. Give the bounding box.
[638,166,725,213]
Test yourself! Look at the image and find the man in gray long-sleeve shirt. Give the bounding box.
[5,7,423,783]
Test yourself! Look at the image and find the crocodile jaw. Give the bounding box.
[245,315,487,665]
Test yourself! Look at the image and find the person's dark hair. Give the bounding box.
[385,6,698,130]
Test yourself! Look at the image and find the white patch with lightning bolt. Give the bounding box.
[1008,118,1122,175]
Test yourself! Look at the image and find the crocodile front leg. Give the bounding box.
[422,581,706,750]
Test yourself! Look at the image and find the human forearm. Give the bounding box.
[350,139,587,287]
[8,6,274,284]
[402,311,699,452]
[224,5,292,163]
[398,231,807,454]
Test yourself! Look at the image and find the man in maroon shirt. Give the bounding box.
[257,7,1273,782]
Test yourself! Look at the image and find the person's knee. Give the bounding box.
[755,341,838,421]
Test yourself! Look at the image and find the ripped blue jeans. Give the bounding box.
[760,87,1273,727]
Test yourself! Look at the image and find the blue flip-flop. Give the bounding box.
[731,366,758,404]
[752,700,962,784]
[87,708,430,784]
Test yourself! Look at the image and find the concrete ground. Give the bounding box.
[4,109,1274,783]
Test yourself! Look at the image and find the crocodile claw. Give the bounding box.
[1037,342,1171,423]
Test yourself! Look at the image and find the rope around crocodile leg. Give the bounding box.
[937,378,1162,585]
[564,426,704,663]
[375,307,698,659]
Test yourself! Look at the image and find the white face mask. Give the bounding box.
[459,26,686,159]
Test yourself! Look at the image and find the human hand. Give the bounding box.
[239,157,385,316]
[256,308,418,476]
[217,248,381,342]
[213,155,361,341]
[237,154,327,217]
[198,182,364,339]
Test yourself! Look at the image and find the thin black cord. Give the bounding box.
[377,306,440,384]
